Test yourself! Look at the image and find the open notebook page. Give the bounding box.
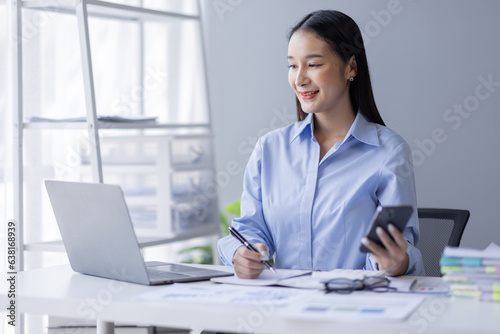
[211,269,311,286]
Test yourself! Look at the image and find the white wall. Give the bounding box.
[202,0,500,249]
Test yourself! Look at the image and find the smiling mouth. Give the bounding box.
[300,90,319,99]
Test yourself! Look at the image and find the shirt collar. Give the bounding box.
[289,113,313,143]
[349,112,380,147]
[289,112,380,147]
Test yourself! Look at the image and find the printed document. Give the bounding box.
[279,293,425,322]
[134,282,311,305]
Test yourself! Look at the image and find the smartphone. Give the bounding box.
[359,205,414,253]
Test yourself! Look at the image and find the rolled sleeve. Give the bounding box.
[217,236,244,267]
[364,245,424,276]
[372,141,425,276]
[217,139,275,266]
[405,243,424,275]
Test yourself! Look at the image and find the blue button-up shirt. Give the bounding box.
[218,112,424,275]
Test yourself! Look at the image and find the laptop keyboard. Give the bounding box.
[147,268,188,280]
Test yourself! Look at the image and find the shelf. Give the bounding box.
[170,195,206,204]
[127,193,213,206]
[24,240,67,252]
[79,164,158,173]
[124,194,156,206]
[14,0,219,271]
[24,223,220,252]
[24,121,211,131]
[170,164,213,172]
[138,223,220,247]
[22,0,199,22]
[80,164,214,173]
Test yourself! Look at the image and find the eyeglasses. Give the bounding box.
[324,276,396,294]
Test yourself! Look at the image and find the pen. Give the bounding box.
[229,226,276,273]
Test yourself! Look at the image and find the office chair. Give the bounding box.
[416,208,470,277]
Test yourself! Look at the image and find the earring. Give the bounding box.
[349,77,354,82]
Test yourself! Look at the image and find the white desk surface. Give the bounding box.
[8,265,500,334]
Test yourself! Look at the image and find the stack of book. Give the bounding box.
[440,243,500,302]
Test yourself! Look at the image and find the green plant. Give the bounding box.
[177,199,241,264]
[219,199,241,237]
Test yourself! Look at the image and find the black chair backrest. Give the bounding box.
[416,208,470,277]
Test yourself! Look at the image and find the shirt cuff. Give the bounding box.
[217,234,265,267]
[364,243,425,276]
[404,243,425,276]
[365,252,379,271]
[217,235,241,267]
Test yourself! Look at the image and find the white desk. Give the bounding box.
[8,265,500,334]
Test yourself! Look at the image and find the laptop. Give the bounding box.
[45,180,232,285]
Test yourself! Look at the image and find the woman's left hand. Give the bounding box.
[361,224,409,276]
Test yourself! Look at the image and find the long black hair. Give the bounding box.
[288,10,385,125]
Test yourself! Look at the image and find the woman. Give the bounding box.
[218,10,424,278]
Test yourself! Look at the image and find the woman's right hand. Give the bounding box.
[232,243,268,279]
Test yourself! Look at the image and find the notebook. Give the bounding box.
[45,180,232,285]
[212,268,382,289]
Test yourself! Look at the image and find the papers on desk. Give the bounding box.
[443,242,500,260]
[398,276,450,294]
[279,293,425,322]
[211,268,448,293]
[135,268,435,323]
[280,269,385,289]
[441,243,500,302]
[135,282,424,322]
[312,268,384,280]
[211,269,383,289]
[210,269,312,287]
[134,283,310,305]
